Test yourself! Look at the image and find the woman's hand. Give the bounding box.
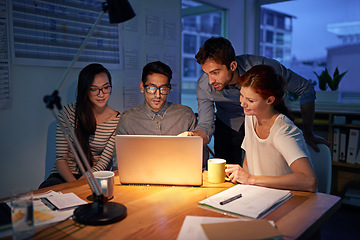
[225,164,251,184]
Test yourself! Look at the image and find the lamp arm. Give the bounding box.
[51,108,102,196]
[43,4,110,199]
[56,10,106,91]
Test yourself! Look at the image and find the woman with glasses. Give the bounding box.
[39,63,120,188]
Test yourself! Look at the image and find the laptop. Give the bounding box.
[115,135,203,186]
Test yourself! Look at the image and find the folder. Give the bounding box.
[332,128,340,162]
[339,130,347,162]
[346,129,359,164]
[201,219,283,240]
[356,147,360,164]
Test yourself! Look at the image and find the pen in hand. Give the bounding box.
[219,194,242,205]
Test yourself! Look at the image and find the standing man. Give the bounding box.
[113,61,203,168]
[179,37,329,165]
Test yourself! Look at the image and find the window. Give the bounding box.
[266,30,273,43]
[260,8,293,63]
[265,46,273,58]
[261,1,360,94]
[183,16,197,31]
[284,16,292,31]
[183,34,197,53]
[276,15,285,29]
[275,48,283,59]
[275,32,284,44]
[266,12,274,26]
[181,0,226,96]
[183,58,197,77]
[181,0,227,153]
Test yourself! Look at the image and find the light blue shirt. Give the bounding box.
[195,54,316,141]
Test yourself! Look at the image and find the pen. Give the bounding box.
[41,197,58,211]
[219,193,242,205]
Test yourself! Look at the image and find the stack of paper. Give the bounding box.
[198,184,292,219]
[0,191,87,239]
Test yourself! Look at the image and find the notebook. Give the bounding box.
[115,135,203,186]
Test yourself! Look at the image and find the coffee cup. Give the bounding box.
[207,158,226,183]
[93,171,115,200]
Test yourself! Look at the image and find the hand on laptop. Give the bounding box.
[178,130,209,145]
[177,131,194,136]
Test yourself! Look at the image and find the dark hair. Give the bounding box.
[141,61,172,84]
[195,37,235,69]
[75,63,112,166]
[238,65,294,121]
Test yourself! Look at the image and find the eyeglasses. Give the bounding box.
[89,86,112,96]
[143,84,171,95]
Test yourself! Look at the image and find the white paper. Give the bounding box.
[0,191,78,239]
[46,192,87,210]
[198,185,292,219]
[177,216,247,240]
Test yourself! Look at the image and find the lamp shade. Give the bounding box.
[105,0,136,23]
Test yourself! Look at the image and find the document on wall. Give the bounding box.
[0,1,11,110]
[198,184,292,219]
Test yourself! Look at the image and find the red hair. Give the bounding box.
[238,65,294,121]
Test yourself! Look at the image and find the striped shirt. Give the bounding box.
[51,103,120,175]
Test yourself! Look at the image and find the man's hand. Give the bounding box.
[177,130,209,145]
[300,101,330,152]
[303,131,331,152]
[177,131,194,136]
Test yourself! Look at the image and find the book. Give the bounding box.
[346,129,360,164]
[198,184,292,219]
[339,130,347,162]
[333,115,346,124]
[332,128,340,162]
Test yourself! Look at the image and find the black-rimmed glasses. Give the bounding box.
[89,86,112,96]
[143,84,171,95]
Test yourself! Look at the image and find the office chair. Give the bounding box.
[307,144,332,194]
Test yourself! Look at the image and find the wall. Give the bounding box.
[0,0,262,198]
[0,0,182,198]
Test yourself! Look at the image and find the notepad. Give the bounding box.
[198,184,292,219]
[46,192,87,210]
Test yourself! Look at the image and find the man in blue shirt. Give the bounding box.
[179,37,330,165]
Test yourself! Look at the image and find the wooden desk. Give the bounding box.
[12,172,342,240]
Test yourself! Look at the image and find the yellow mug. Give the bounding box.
[208,158,226,183]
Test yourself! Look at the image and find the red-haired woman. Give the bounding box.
[225,65,318,192]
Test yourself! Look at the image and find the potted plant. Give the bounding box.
[314,67,347,102]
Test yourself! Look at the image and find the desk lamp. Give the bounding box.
[43,0,135,225]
